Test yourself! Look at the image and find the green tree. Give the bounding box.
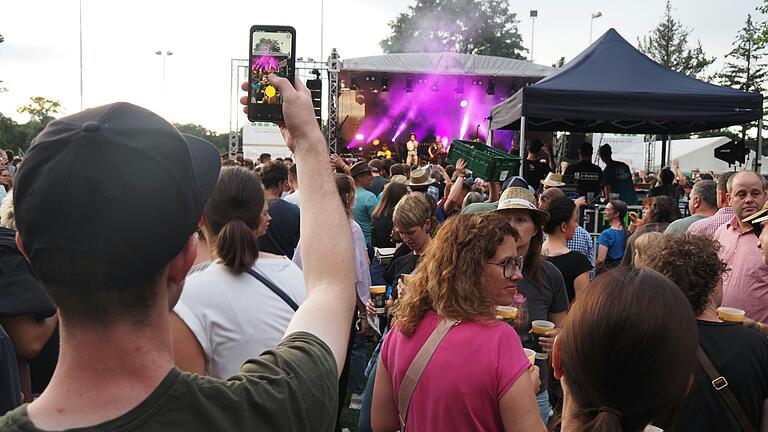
[638,1,715,79]
[173,122,230,154]
[380,0,526,59]
[717,14,768,153]
[17,96,62,126]
[0,113,43,155]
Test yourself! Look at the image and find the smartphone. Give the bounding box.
[247,25,296,123]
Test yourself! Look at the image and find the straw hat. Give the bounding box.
[542,172,565,188]
[495,187,550,225]
[407,168,435,187]
[390,174,408,184]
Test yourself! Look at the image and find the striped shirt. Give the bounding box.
[687,207,734,237]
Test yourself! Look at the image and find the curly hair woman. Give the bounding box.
[622,195,681,267]
[644,234,768,431]
[371,213,545,432]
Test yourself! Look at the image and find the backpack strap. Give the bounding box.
[696,345,755,432]
[396,318,459,430]
[245,269,300,311]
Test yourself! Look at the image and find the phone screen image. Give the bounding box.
[250,30,293,106]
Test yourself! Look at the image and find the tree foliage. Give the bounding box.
[380,0,526,59]
[717,14,768,152]
[638,1,715,79]
[17,97,62,125]
[173,122,230,154]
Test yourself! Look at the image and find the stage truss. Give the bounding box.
[228,54,338,158]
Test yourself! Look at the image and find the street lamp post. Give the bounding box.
[155,50,173,115]
[590,11,603,44]
[530,10,538,62]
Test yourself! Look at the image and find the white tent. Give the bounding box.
[242,121,291,161]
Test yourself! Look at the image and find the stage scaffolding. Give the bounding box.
[228,53,338,159]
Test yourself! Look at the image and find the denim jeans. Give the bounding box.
[358,328,388,432]
[536,390,552,426]
[348,324,367,394]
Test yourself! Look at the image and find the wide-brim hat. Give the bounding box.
[407,168,435,187]
[542,172,565,187]
[495,187,550,225]
[350,161,372,177]
[390,174,408,184]
[744,201,768,225]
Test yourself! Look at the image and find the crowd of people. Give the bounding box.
[0,74,766,432]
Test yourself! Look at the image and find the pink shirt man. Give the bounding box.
[381,311,529,432]
[688,206,734,237]
[715,215,768,322]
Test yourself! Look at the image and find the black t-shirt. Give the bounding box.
[523,159,552,190]
[371,210,395,249]
[648,184,681,201]
[564,161,603,196]
[545,251,592,303]
[259,199,300,259]
[384,252,420,298]
[676,321,768,432]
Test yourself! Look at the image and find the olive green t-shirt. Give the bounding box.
[0,332,337,431]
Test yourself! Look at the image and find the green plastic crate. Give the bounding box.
[446,140,520,182]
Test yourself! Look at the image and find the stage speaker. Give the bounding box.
[306,78,322,126]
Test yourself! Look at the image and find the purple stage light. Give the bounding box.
[460,99,468,108]
[392,122,407,141]
[355,133,365,141]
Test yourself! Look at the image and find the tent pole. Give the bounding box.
[660,136,667,168]
[756,119,764,173]
[667,134,672,168]
[519,116,527,177]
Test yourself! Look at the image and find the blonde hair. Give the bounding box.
[0,189,15,230]
[634,231,664,264]
[391,212,518,336]
[392,193,432,231]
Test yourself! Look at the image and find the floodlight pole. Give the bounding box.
[756,119,763,173]
[519,116,527,177]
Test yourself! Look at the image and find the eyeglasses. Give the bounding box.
[487,256,525,279]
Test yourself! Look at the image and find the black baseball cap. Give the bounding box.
[14,102,221,283]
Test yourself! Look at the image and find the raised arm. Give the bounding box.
[268,75,356,376]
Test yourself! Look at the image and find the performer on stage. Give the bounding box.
[406,133,419,166]
[429,136,443,164]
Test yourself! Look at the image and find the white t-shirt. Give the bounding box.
[174,256,307,379]
[284,191,300,206]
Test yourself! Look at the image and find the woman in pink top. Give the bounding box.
[372,212,545,432]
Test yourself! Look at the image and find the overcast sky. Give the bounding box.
[0,0,764,133]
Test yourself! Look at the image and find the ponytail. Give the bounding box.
[213,219,260,273]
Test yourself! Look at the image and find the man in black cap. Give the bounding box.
[564,142,602,200]
[1,75,355,430]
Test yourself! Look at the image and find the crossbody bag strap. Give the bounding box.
[396,318,459,431]
[696,345,755,432]
[245,269,300,312]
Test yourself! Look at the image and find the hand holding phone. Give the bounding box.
[248,25,296,123]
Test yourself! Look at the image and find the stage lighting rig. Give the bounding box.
[405,76,413,93]
[351,74,359,90]
[381,75,389,92]
[431,80,438,92]
[455,77,464,94]
[472,78,483,86]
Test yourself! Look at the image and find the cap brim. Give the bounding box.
[182,134,221,205]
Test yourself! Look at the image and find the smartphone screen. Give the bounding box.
[248,26,296,123]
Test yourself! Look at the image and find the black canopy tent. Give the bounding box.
[490,28,764,174]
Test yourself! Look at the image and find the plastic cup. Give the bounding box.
[496,306,518,320]
[523,348,536,366]
[531,320,555,335]
[717,307,745,323]
[369,285,387,315]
